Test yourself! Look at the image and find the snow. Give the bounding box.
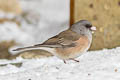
[0,22,34,44]
[0,0,70,46]
[0,47,120,80]
[18,0,70,44]
[0,11,16,19]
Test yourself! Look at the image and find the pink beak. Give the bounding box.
[91,26,96,33]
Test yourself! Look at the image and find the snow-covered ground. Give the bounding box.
[0,47,120,80]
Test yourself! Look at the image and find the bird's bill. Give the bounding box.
[91,26,96,33]
[91,26,96,31]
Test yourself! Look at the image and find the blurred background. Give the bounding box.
[0,0,120,59]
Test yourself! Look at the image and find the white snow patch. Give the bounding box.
[0,0,70,46]
[0,11,16,19]
[0,48,120,80]
[0,22,34,44]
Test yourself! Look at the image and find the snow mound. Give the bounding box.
[0,47,120,80]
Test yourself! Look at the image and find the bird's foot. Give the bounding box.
[63,60,66,64]
[69,58,79,62]
[63,58,79,64]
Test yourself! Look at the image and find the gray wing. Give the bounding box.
[33,30,81,48]
[13,30,81,51]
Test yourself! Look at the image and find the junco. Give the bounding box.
[13,20,96,63]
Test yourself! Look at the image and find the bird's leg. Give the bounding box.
[63,60,66,64]
[69,58,79,62]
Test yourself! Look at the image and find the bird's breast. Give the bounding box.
[55,36,90,59]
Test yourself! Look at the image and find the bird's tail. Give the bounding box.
[12,44,56,54]
[12,45,39,51]
[12,44,61,51]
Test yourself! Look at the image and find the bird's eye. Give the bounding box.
[85,24,92,28]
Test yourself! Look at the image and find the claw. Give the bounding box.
[69,58,79,62]
[63,59,79,64]
[63,60,66,64]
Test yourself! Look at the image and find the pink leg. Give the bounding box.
[63,60,66,64]
[69,58,79,62]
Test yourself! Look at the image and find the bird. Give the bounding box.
[13,20,96,63]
